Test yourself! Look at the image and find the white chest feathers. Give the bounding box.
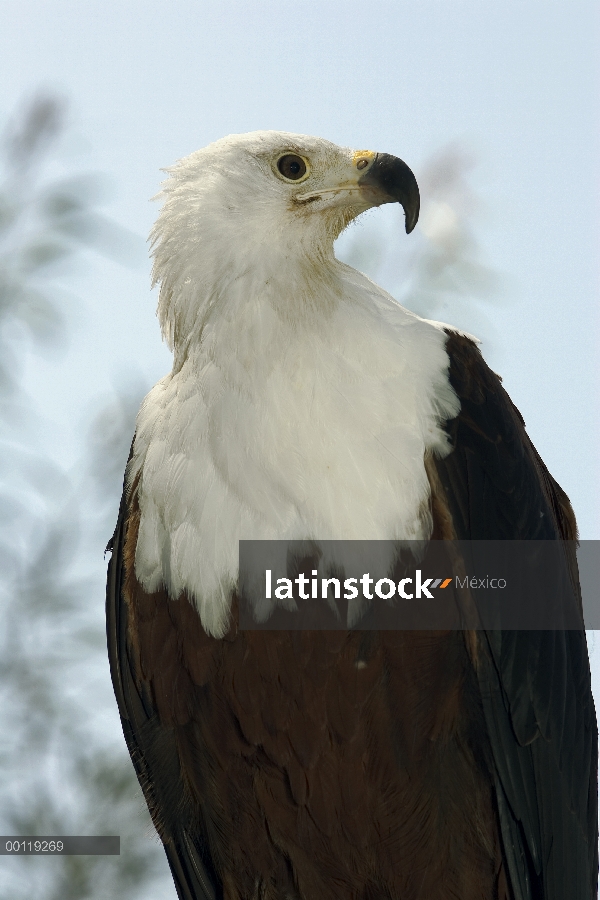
[128,265,459,636]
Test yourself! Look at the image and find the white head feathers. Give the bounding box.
[150,132,372,367]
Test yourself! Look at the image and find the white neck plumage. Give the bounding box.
[129,257,459,636]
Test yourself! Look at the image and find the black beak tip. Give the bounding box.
[359,152,420,236]
[405,207,419,235]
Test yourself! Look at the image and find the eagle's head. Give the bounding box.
[150,131,419,351]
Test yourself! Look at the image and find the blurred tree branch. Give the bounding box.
[0,95,169,900]
[338,142,505,350]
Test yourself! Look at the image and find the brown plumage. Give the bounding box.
[121,487,507,900]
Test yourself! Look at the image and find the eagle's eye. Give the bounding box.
[276,154,309,182]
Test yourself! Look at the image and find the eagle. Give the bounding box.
[106,132,597,900]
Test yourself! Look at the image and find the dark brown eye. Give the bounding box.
[277,154,307,181]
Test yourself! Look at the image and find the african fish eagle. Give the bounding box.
[106,132,597,900]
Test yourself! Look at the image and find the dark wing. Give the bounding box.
[432,331,598,900]
[106,483,221,900]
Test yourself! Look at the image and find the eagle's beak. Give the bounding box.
[294,150,420,235]
[357,153,420,234]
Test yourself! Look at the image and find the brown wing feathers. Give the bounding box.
[430,331,597,900]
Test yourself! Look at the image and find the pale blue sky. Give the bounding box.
[1,0,597,534]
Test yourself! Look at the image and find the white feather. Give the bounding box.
[128,132,460,637]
